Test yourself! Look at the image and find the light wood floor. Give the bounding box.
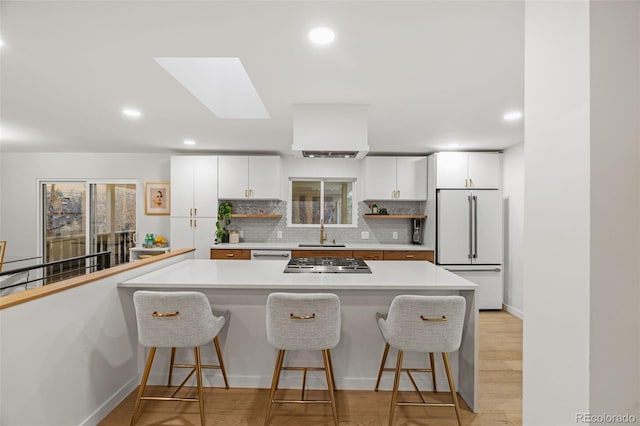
[99,311,522,425]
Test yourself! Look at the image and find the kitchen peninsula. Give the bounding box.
[119,258,478,411]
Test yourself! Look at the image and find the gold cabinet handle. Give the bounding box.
[193,219,197,228]
[194,208,197,216]
[189,208,193,217]
[290,313,316,320]
[152,311,179,318]
[405,254,415,258]
[189,219,193,228]
[469,178,473,187]
[226,253,235,257]
[421,315,447,322]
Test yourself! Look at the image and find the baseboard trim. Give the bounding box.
[502,303,523,319]
[81,376,139,426]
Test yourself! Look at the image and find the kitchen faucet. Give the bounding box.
[319,220,327,244]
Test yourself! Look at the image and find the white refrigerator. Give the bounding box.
[437,189,504,309]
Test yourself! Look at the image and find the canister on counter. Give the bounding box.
[229,231,240,244]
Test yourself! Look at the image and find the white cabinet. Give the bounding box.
[218,156,281,199]
[364,156,427,200]
[170,156,218,259]
[170,156,218,217]
[435,152,501,189]
[170,217,216,259]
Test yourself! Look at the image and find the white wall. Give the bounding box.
[502,143,524,317]
[0,252,192,426]
[524,1,640,424]
[524,1,592,423]
[589,0,640,415]
[0,153,171,258]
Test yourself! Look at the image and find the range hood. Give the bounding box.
[291,104,369,159]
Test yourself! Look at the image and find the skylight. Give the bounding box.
[155,57,270,119]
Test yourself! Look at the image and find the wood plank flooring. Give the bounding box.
[99,311,522,425]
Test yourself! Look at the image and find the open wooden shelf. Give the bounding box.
[363,214,427,219]
[231,214,282,219]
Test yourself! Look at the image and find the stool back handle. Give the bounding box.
[290,313,316,320]
[152,311,180,318]
[420,315,447,322]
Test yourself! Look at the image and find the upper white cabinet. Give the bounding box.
[170,156,218,218]
[364,156,427,200]
[435,152,501,189]
[218,156,281,199]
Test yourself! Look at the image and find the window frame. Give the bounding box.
[288,178,357,228]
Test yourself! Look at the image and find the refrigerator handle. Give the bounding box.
[473,195,478,258]
[467,195,473,259]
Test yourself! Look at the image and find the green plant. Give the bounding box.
[216,202,233,242]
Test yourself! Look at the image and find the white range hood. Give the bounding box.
[291,104,369,159]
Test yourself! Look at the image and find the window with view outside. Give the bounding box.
[42,181,137,285]
[291,180,354,225]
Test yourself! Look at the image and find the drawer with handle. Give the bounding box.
[352,250,383,261]
[383,250,434,262]
[210,249,251,260]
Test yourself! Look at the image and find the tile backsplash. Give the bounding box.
[222,200,426,245]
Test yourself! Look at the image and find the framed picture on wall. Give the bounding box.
[144,181,170,215]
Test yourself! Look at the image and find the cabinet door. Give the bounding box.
[364,157,397,200]
[467,153,500,189]
[218,156,249,199]
[170,217,194,251]
[192,217,216,259]
[193,156,218,217]
[435,152,468,189]
[249,156,281,199]
[170,156,195,217]
[396,157,427,200]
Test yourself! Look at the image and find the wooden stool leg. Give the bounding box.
[323,349,339,426]
[167,347,176,386]
[429,352,438,392]
[130,347,156,426]
[442,352,462,426]
[388,350,404,426]
[264,350,285,426]
[194,347,205,426]
[375,343,391,391]
[327,349,337,391]
[213,335,230,389]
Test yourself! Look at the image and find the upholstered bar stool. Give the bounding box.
[167,310,230,390]
[264,292,341,426]
[376,295,466,426]
[130,291,230,426]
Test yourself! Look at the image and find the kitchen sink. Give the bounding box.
[298,244,346,248]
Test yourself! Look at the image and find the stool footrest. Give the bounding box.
[140,396,199,403]
[397,402,456,407]
[272,399,333,404]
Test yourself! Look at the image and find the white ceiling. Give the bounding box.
[0,1,524,156]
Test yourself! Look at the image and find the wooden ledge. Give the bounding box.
[0,248,195,310]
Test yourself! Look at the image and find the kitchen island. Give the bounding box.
[119,259,478,411]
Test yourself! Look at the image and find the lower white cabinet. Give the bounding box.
[170,217,216,259]
[442,265,503,310]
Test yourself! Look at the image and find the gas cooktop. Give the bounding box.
[284,257,372,274]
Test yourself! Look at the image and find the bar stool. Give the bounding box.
[130,291,230,426]
[376,295,466,426]
[264,292,341,426]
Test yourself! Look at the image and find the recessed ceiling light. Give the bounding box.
[122,108,142,118]
[503,111,523,121]
[308,27,335,45]
[183,139,196,146]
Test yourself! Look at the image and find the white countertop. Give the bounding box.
[119,259,476,291]
[211,242,434,251]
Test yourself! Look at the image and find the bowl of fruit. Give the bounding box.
[154,235,168,247]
